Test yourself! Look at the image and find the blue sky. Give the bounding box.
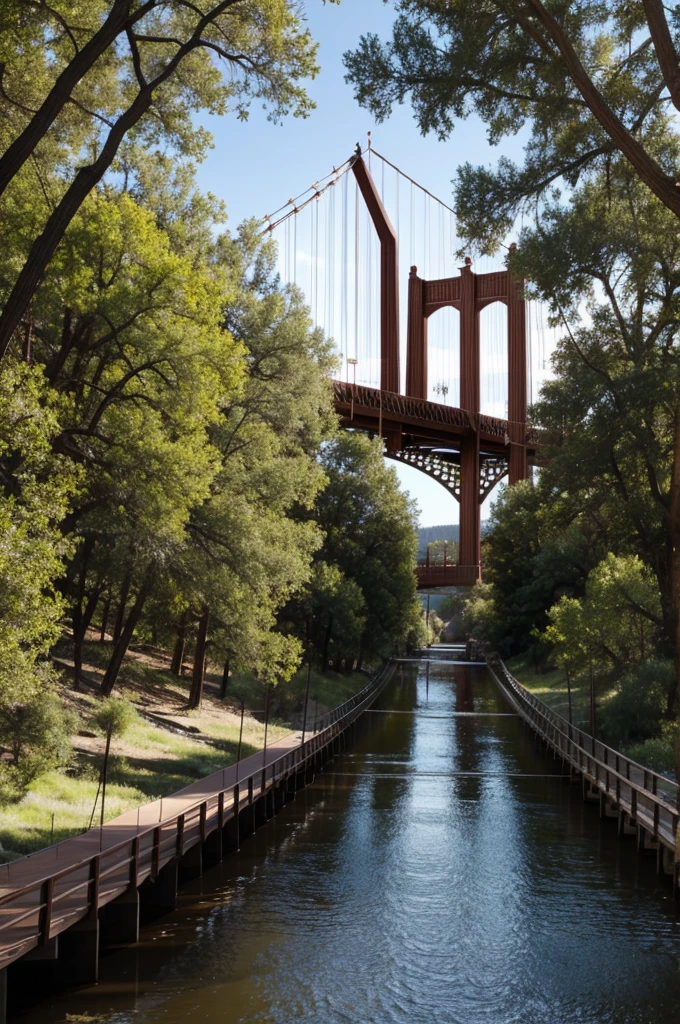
[194,0,528,528]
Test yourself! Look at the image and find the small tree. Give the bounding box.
[90,697,137,830]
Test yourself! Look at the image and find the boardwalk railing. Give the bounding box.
[488,655,679,859]
[0,661,395,971]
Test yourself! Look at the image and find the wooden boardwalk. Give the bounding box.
[488,657,679,871]
[0,663,395,987]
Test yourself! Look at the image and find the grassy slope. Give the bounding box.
[505,653,674,773]
[505,654,617,731]
[0,635,367,860]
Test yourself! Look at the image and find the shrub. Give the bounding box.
[0,688,76,804]
[599,659,673,747]
[624,737,675,775]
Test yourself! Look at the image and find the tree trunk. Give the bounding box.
[670,406,680,795]
[71,539,95,690]
[73,586,102,691]
[99,593,111,642]
[188,609,210,710]
[322,612,333,674]
[0,0,137,202]
[112,572,132,645]
[220,652,230,700]
[99,575,152,697]
[170,614,188,676]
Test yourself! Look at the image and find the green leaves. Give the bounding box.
[345,1,680,249]
[545,554,662,674]
[0,359,77,707]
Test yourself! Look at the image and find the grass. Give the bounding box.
[0,634,368,861]
[506,653,676,775]
[505,653,617,731]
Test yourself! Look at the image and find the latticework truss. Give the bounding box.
[388,449,461,500]
[479,456,509,501]
[388,449,509,504]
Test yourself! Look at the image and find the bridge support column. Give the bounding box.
[58,916,100,985]
[203,825,223,868]
[618,810,636,836]
[144,857,178,916]
[406,268,427,399]
[352,156,399,393]
[459,262,481,579]
[254,795,267,828]
[101,886,140,946]
[178,842,202,883]
[459,433,481,576]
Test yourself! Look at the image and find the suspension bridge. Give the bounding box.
[261,141,555,588]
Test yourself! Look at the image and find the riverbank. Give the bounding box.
[16,658,680,1024]
[506,653,674,774]
[0,633,366,861]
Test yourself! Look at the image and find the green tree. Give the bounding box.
[0,0,319,354]
[545,554,663,679]
[164,227,337,707]
[345,1,680,251]
[310,432,422,667]
[21,179,244,693]
[0,689,76,805]
[0,360,78,703]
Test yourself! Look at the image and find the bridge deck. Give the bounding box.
[332,380,544,454]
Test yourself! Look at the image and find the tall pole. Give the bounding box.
[261,684,271,791]
[99,724,113,849]
[301,623,313,748]
[235,697,245,783]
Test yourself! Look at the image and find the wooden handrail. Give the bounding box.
[0,662,394,920]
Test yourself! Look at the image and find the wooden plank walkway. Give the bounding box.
[488,656,679,866]
[0,663,395,973]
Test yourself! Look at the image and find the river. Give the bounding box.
[15,660,680,1024]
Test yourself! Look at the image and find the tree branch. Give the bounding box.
[642,0,680,111]
[519,0,680,218]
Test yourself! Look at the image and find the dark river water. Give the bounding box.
[16,661,680,1024]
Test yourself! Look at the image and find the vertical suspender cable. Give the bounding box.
[314,196,320,326]
[410,182,415,268]
[342,172,348,365]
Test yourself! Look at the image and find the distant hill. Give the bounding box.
[417,522,490,557]
[417,524,458,557]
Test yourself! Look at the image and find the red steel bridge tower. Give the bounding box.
[265,148,543,588]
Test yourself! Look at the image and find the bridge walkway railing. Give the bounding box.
[0,661,395,972]
[487,655,679,857]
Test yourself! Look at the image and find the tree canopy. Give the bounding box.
[345,1,680,251]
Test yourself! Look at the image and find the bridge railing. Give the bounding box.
[488,655,679,853]
[0,661,395,970]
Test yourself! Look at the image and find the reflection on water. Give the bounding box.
[15,664,680,1024]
